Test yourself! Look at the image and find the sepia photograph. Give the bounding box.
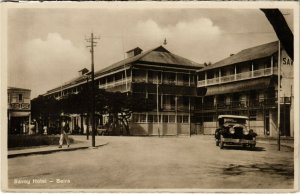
[1,2,299,192]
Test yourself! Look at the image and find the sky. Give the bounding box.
[7,7,294,98]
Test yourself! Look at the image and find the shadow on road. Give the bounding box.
[221,145,265,152]
[222,163,294,179]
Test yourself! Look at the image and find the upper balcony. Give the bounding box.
[197,67,277,87]
[99,77,132,89]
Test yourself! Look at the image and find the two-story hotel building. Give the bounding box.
[44,46,203,135]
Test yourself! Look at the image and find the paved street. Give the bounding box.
[8,135,294,190]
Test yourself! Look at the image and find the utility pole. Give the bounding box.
[86,33,100,147]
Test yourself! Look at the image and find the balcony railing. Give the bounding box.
[197,67,276,87]
[136,78,193,86]
[196,98,277,110]
[99,77,131,89]
[9,103,30,110]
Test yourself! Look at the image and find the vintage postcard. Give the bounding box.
[1,1,299,192]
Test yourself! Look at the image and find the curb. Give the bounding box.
[257,140,294,150]
[8,142,109,158]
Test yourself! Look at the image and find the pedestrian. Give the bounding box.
[58,120,70,148]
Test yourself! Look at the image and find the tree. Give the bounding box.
[99,91,155,135]
[31,95,61,134]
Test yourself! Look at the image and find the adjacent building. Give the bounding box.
[195,41,294,137]
[8,87,31,134]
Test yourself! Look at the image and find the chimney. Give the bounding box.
[78,68,89,76]
[126,47,143,58]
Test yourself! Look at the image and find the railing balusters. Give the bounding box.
[197,67,273,87]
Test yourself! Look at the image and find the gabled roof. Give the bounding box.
[94,45,202,77]
[198,41,279,72]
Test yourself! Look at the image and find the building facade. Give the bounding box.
[195,41,294,137]
[42,41,294,137]
[8,87,31,134]
[44,46,202,135]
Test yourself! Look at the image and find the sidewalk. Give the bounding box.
[8,136,108,158]
[256,136,294,149]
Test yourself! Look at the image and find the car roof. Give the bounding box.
[218,115,249,120]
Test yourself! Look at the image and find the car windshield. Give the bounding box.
[223,118,247,125]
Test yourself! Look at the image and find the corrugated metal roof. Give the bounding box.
[139,51,201,67]
[94,45,202,77]
[198,41,279,72]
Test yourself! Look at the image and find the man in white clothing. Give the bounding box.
[58,121,70,148]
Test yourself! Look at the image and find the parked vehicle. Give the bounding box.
[215,115,257,149]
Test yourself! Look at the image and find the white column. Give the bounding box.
[234,65,237,80]
[271,56,274,74]
[125,69,128,91]
[219,69,221,83]
[205,72,207,86]
[251,62,254,77]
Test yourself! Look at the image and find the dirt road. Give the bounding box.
[7,135,294,190]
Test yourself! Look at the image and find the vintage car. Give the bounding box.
[215,115,257,149]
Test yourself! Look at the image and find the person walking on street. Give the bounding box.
[58,120,70,148]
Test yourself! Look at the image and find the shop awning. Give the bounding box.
[205,76,274,96]
[10,112,31,117]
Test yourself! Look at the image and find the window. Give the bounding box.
[177,115,183,123]
[148,71,154,83]
[18,94,23,102]
[183,74,189,83]
[170,95,175,108]
[107,76,113,83]
[163,115,169,123]
[163,73,176,85]
[153,115,161,122]
[132,114,139,123]
[140,114,147,122]
[147,115,153,123]
[249,111,257,121]
[169,115,175,123]
[183,115,189,123]
[183,96,189,107]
